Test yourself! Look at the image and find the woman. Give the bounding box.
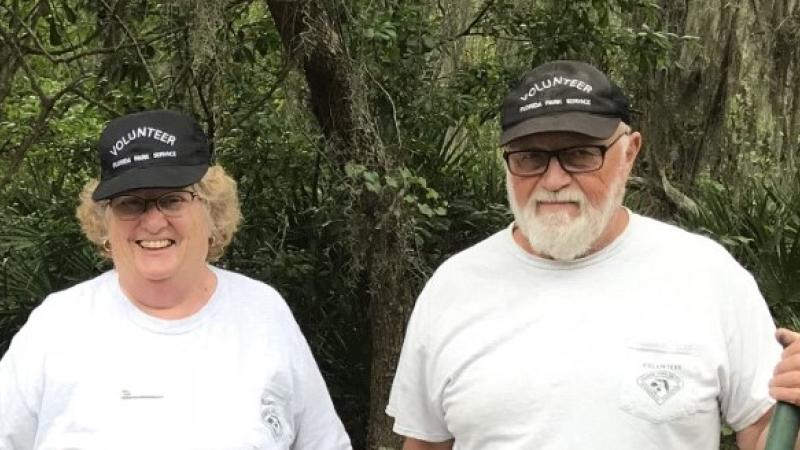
[0,110,351,449]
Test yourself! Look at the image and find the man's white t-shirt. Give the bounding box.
[0,266,351,450]
[387,213,781,449]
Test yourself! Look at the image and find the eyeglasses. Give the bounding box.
[109,190,199,220]
[503,132,630,177]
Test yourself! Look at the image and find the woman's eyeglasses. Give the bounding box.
[108,190,199,220]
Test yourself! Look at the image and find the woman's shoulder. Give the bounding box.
[12,271,116,344]
[212,266,282,296]
[212,266,293,314]
[32,271,116,318]
[210,267,306,344]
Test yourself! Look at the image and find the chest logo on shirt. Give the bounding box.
[637,370,684,405]
[261,389,286,441]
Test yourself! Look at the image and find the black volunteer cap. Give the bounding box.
[92,110,211,200]
[500,60,631,145]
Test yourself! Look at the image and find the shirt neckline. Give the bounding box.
[503,210,637,270]
[110,266,225,334]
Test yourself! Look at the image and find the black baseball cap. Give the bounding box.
[499,60,631,145]
[92,110,211,200]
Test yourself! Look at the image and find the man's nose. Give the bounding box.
[538,155,572,191]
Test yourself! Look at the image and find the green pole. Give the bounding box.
[765,401,800,450]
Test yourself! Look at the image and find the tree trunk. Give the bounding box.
[634,0,800,202]
[266,1,411,448]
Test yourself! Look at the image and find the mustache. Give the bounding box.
[530,189,586,205]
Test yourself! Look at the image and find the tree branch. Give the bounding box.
[17,28,183,64]
[451,0,496,40]
[235,63,292,126]
[66,86,121,116]
[366,68,402,149]
[97,0,163,103]
[0,24,47,100]
[193,72,215,149]
[17,27,101,57]
[0,76,88,191]
[1,5,56,62]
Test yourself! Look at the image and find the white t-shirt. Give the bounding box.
[0,267,351,450]
[386,213,781,449]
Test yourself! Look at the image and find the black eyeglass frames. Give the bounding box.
[503,132,630,177]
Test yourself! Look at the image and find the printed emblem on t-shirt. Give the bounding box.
[120,389,164,400]
[261,386,289,442]
[637,370,684,405]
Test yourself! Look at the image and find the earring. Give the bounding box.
[103,240,112,253]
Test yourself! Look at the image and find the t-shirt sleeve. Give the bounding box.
[287,317,352,450]
[0,310,45,450]
[719,270,782,431]
[386,285,452,442]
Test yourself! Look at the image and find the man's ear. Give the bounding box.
[624,131,642,165]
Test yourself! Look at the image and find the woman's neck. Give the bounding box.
[119,266,218,320]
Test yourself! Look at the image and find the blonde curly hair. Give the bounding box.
[76,165,241,262]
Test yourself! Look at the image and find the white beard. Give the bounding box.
[508,177,625,261]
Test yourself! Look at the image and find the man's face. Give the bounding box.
[505,124,641,260]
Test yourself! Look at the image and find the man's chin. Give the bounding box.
[540,245,591,261]
[528,233,592,260]
[535,201,581,216]
[521,214,598,260]
[530,213,581,231]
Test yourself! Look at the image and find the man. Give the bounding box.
[386,60,800,449]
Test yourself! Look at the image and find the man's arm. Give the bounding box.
[736,406,800,450]
[736,409,771,450]
[403,437,454,450]
[737,328,800,450]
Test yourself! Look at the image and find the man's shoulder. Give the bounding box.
[633,213,721,244]
[435,226,511,273]
[630,212,742,264]
[415,226,517,306]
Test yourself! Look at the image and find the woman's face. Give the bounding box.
[106,188,211,286]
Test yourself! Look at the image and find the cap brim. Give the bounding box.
[499,112,621,145]
[92,164,209,200]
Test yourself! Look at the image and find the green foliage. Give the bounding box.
[677,175,800,327]
[345,163,447,219]
[0,160,107,354]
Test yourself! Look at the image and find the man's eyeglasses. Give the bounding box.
[109,190,199,220]
[503,132,630,177]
